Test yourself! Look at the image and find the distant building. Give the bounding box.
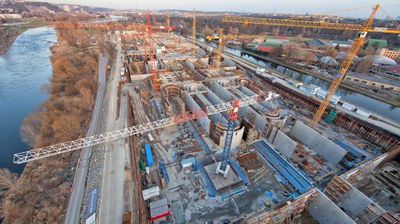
[330,39,353,48]
[0,13,22,19]
[305,39,327,47]
[263,37,289,46]
[367,39,388,48]
[256,45,275,53]
[377,48,400,60]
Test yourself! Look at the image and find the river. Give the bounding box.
[0,27,56,173]
[202,39,400,122]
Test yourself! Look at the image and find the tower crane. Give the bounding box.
[193,8,196,54]
[221,4,400,128]
[216,99,240,177]
[13,92,278,164]
[146,12,160,95]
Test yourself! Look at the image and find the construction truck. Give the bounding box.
[205,34,219,41]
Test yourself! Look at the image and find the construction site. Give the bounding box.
[8,4,400,224]
[114,25,400,222]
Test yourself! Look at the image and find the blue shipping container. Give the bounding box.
[145,144,154,166]
[87,188,98,217]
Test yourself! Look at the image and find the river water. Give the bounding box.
[0,27,56,173]
[203,39,399,122]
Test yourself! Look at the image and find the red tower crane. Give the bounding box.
[147,12,160,95]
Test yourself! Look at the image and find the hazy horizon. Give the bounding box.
[28,0,400,19]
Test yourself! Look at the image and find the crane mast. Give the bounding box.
[13,93,278,164]
[167,10,170,36]
[311,4,379,128]
[216,28,223,76]
[216,99,240,177]
[193,8,196,54]
[147,12,160,94]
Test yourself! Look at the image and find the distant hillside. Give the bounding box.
[58,4,112,13]
[0,0,112,14]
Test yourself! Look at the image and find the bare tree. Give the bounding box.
[20,111,43,147]
[321,46,338,58]
[0,169,18,190]
[202,25,213,36]
[294,33,303,43]
[79,87,94,109]
[272,27,280,38]
[271,46,284,57]
[356,55,375,73]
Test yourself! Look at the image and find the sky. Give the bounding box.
[37,0,400,18]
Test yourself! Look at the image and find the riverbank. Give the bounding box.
[0,29,25,55]
[2,27,103,223]
[0,19,49,56]
[238,49,400,107]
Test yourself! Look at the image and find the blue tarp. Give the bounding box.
[230,158,249,185]
[159,160,169,182]
[196,159,217,197]
[145,144,154,167]
[334,140,365,160]
[254,140,313,194]
[87,188,98,217]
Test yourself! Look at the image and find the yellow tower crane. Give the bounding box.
[193,8,196,54]
[221,4,400,128]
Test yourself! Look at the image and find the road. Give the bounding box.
[64,54,109,224]
[99,43,127,223]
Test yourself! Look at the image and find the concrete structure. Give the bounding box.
[185,85,244,148]
[308,192,356,224]
[290,121,347,166]
[324,176,399,223]
[204,162,241,192]
[345,74,400,91]
[269,129,297,158]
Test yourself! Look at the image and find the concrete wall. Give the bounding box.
[185,93,211,135]
[219,126,245,149]
[272,130,297,158]
[290,121,347,166]
[196,91,228,124]
[337,187,372,218]
[211,82,268,132]
[240,85,274,110]
[231,88,268,131]
[308,193,355,224]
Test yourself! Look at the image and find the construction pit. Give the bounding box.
[120,32,399,223]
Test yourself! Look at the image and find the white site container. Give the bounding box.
[142,186,160,200]
[356,109,371,118]
[342,102,355,111]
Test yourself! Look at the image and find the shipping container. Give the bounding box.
[342,102,355,111]
[142,186,160,200]
[147,133,154,142]
[150,198,170,221]
[181,157,195,169]
[304,84,320,95]
[145,144,154,167]
[87,188,98,217]
[316,89,340,104]
[256,67,266,74]
[356,109,371,118]
[85,213,96,224]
